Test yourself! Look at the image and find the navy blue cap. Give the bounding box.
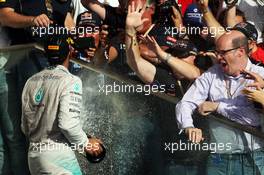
[183,3,204,28]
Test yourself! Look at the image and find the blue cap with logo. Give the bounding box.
[183,3,204,28]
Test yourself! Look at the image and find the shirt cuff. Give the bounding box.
[178,121,194,130]
[178,126,194,135]
[216,102,228,116]
[76,132,89,153]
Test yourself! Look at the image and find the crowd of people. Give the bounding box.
[0,0,264,174]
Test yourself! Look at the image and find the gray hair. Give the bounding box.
[232,35,249,54]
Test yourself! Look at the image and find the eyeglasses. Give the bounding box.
[215,46,241,57]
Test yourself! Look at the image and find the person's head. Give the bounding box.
[76,10,102,49]
[232,22,258,54]
[166,38,201,67]
[44,34,71,67]
[183,3,204,29]
[183,3,212,49]
[165,38,198,58]
[216,30,249,76]
[75,10,103,61]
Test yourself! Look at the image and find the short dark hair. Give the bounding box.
[232,36,249,54]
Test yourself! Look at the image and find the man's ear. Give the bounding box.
[236,47,245,58]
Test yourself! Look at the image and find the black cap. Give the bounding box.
[183,3,205,28]
[166,38,198,58]
[76,10,102,28]
[44,34,70,65]
[232,22,258,42]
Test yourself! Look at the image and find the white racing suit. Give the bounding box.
[21,65,88,175]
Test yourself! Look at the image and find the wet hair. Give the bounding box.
[232,35,249,54]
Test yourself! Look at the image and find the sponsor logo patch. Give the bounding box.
[35,87,44,104]
[48,45,59,50]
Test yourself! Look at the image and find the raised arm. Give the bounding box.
[81,0,106,20]
[125,1,156,84]
[197,0,226,42]
[176,70,212,143]
[225,5,237,28]
[141,36,202,80]
[0,7,52,28]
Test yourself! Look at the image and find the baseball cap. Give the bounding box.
[76,10,102,28]
[232,22,258,42]
[166,38,198,58]
[183,3,204,28]
[75,10,101,49]
[44,34,70,64]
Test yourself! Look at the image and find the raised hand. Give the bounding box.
[171,6,183,28]
[197,0,209,10]
[242,88,264,107]
[242,69,264,90]
[126,1,149,31]
[139,35,162,55]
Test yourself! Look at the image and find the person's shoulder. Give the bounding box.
[251,63,264,77]
[56,66,81,84]
[69,74,82,84]
[194,64,222,84]
[23,70,47,92]
[207,64,221,72]
[27,69,47,82]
